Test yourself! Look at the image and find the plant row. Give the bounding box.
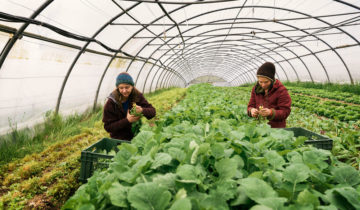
[0,88,186,210]
[236,86,360,169]
[283,82,360,95]
[63,84,360,210]
[287,107,360,169]
[287,86,360,105]
[289,92,360,121]
[237,85,360,122]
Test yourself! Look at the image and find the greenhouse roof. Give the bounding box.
[0,0,359,133]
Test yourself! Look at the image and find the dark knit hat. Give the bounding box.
[257,62,275,81]
[116,72,134,86]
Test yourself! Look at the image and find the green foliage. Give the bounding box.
[129,103,144,137]
[296,189,320,208]
[283,164,310,184]
[331,165,360,186]
[0,87,185,209]
[128,182,172,210]
[288,88,360,121]
[131,120,143,137]
[325,186,360,210]
[63,84,360,210]
[0,107,103,165]
[283,81,360,95]
[169,197,192,210]
[130,105,143,117]
[0,87,182,166]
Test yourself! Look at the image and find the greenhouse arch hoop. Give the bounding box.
[0,0,359,134]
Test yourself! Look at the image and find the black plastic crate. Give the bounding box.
[79,138,129,182]
[283,127,333,150]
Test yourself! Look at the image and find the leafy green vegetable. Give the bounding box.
[250,205,272,210]
[65,84,360,210]
[303,150,330,170]
[296,189,320,208]
[169,198,191,210]
[176,164,199,184]
[151,153,172,169]
[108,182,129,207]
[283,164,310,184]
[325,186,360,210]
[215,158,237,180]
[128,182,171,210]
[152,173,177,192]
[265,150,285,169]
[130,105,143,117]
[240,177,277,200]
[331,165,360,186]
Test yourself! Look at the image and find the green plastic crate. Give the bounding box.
[283,127,333,150]
[79,138,129,182]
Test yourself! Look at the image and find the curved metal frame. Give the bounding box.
[165,53,259,83]
[165,47,270,83]
[0,0,54,69]
[55,2,141,113]
[165,56,258,86]
[132,21,293,90]
[153,6,357,85]
[123,0,238,4]
[139,13,296,85]
[111,2,195,94]
[158,30,301,86]
[162,24,326,84]
[167,49,270,83]
[111,1,189,85]
[0,1,359,115]
[166,43,285,79]
[163,32,302,82]
[143,5,359,86]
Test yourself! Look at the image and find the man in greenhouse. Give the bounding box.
[247,62,291,128]
[102,72,156,140]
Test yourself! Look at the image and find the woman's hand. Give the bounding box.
[135,105,143,114]
[251,108,259,117]
[127,110,141,123]
[259,108,272,117]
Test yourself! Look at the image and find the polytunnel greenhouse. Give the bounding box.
[0,0,360,209]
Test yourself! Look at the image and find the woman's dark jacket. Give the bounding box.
[102,88,156,140]
[247,80,291,128]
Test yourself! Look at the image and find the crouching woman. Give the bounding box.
[247,62,291,128]
[103,72,156,140]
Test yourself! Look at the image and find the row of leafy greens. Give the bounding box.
[63,84,360,210]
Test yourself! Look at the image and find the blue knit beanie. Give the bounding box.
[116,72,134,86]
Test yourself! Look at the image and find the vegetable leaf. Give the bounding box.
[215,158,238,180]
[108,182,129,207]
[283,164,310,184]
[151,153,172,169]
[331,165,360,186]
[176,164,199,184]
[128,182,171,210]
[297,189,320,208]
[265,150,285,169]
[240,177,277,200]
[325,186,360,210]
[169,198,192,210]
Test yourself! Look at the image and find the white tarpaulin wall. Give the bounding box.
[0,0,359,134]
